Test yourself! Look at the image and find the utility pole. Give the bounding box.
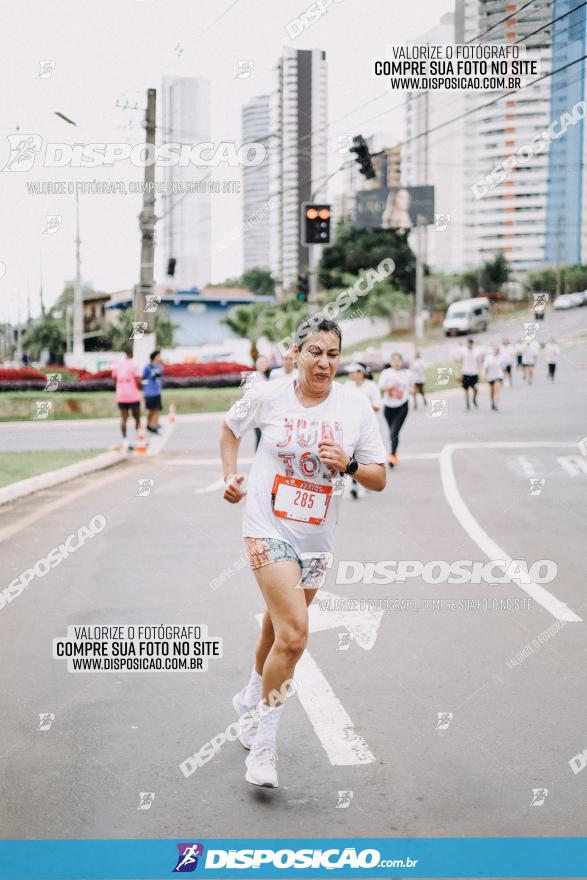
[133,88,157,364]
[72,188,83,360]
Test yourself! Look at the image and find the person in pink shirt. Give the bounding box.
[111,347,142,448]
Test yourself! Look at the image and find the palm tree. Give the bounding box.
[221,302,277,360]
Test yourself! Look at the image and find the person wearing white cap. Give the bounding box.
[345,362,382,497]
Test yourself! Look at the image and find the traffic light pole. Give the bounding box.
[308,246,318,305]
[134,88,157,364]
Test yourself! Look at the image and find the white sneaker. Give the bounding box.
[245,745,278,788]
[232,689,258,750]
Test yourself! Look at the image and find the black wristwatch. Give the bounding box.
[343,456,359,477]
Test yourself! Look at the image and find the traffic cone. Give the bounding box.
[168,402,176,424]
[135,423,148,455]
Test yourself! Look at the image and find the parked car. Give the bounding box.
[568,292,585,307]
[553,294,574,310]
[443,297,490,336]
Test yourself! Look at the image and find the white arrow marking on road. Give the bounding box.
[256,596,383,765]
[556,456,587,477]
[516,455,536,478]
[194,477,226,494]
[308,590,385,651]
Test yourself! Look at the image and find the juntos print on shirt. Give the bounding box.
[276,416,343,480]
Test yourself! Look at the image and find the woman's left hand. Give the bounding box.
[318,439,350,473]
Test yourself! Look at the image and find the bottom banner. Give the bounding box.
[0,838,586,879]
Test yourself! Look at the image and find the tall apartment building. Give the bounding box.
[545,0,587,267]
[269,48,328,293]
[160,75,211,290]
[242,95,271,272]
[462,0,552,271]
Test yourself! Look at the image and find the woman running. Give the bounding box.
[220,318,386,788]
[483,344,504,411]
[345,361,382,498]
[378,353,412,468]
[545,337,560,381]
[410,350,427,409]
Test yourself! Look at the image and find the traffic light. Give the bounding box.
[302,203,331,246]
[297,272,308,302]
[167,257,176,277]
[349,134,376,180]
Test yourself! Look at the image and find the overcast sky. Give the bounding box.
[0,0,453,322]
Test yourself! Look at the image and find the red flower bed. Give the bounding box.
[161,361,250,378]
[0,367,47,382]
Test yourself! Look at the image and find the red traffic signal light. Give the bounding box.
[302,202,331,246]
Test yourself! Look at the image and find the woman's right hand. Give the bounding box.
[223,473,247,503]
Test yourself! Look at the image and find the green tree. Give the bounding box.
[101,307,177,351]
[480,253,510,293]
[221,302,280,360]
[317,218,417,293]
[461,253,510,296]
[21,314,66,360]
[241,267,275,296]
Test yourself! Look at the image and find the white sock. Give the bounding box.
[253,703,283,751]
[243,666,263,706]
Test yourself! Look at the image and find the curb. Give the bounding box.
[0,450,127,507]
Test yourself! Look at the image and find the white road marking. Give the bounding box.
[556,456,587,477]
[194,477,225,494]
[516,456,537,478]
[439,443,582,623]
[255,607,377,766]
[294,649,375,766]
[308,590,384,650]
[145,419,177,456]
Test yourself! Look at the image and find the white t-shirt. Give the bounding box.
[224,378,386,557]
[411,357,426,384]
[378,367,412,408]
[461,348,483,376]
[499,344,514,367]
[350,378,382,410]
[545,343,560,364]
[521,341,539,365]
[270,367,298,382]
[483,354,504,382]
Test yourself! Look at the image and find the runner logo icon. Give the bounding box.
[173,843,204,872]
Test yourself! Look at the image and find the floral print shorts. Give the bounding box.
[244,537,329,589]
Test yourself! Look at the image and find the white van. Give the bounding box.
[443,297,490,336]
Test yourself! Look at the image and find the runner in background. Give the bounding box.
[220,317,386,788]
[499,338,514,387]
[270,352,298,382]
[142,350,164,434]
[545,337,560,381]
[483,343,504,412]
[345,362,382,497]
[457,338,483,411]
[378,353,412,468]
[111,346,142,450]
[410,350,427,409]
[515,338,524,371]
[521,338,539,384]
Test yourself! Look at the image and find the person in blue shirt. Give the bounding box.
[142,350,164,434]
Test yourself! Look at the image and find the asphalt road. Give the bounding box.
[0,341,586,844]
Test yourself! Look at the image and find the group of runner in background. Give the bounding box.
[111,347,164,450]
